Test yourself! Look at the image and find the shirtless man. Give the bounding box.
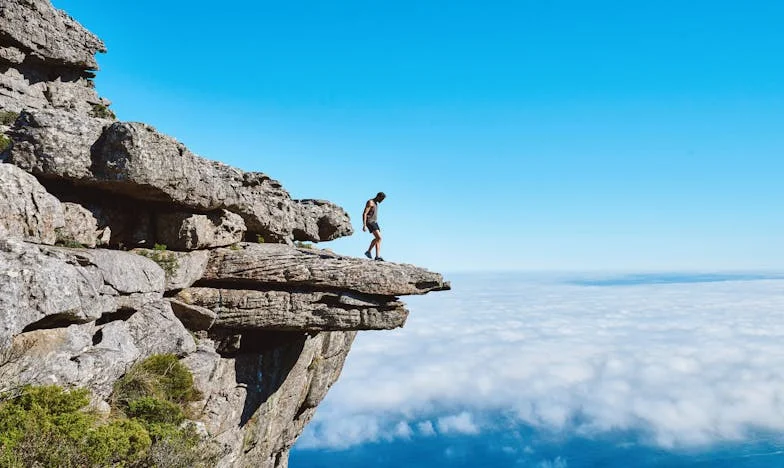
[362,192,386,261]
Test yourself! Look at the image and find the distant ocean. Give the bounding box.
[291,272,784,467]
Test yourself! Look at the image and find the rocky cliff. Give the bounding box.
[0,1,449,466]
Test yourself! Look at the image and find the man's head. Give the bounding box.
[374,192,386,203]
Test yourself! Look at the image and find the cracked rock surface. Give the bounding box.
[0,237,163,340]
[174,287,409,331]
[203,243,450,295]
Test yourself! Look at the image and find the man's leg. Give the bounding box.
[372,229,382,259]
[365,238,376,258]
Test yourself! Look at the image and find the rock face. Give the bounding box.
[4,112,353,245]
[0,163,64,244]
[0,0,105,68]
[7,300,196,398]
[0,0,109,114]
[0,237,164,344]
[156,209,246,251]
[183,330,356,467]
[61,202,100,247]
[174,287,409,331]
[203,243,450,296]
[5,109,110,178]
[0,1,451,467]
[293,199,354,242]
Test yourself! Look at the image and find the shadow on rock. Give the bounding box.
[233,331,306,427]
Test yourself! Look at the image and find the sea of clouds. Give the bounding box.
[296,272,784,456]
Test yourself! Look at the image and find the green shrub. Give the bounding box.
[0,385,151,467]
[256,234,265,243]
[110,355,215,465]
[295,241,313,249]
[0,134,11,153]
[145,422,218,468]
[0,385,91,448]
[90,103,116,120]
[113,354,201,408]
[84,419,151,464]
[17,385,91,414]
[54,228,86,249]
[0,359,216,466]
[146,421,183,442]
[0,428,93,467]
[127,397,183,426]
[135,245,179,276]
[0,111,18,126]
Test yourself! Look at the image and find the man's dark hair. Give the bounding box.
[375,192,386,201]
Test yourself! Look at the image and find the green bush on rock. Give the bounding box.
[90,103,116,120]
[0,355,217,467]
[0,134,11,153]
[85,419,151,465]
[135,244,179,276]
[0,111,18,126]
[113,353,201,407]
[0,385,151,467]
[127,397,184,426]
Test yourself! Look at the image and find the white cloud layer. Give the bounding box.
[298,273,784,450]
[436,412,479,435]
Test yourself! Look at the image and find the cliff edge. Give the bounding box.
[0,1,450,466]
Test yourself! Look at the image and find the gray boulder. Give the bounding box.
[0,62,109,116]
[131,248,210,291]
[156,209,246,251]
[0,238,108,341]
[0,238,164,343]
[0,45,25,65]
[6,109,108,180]
[161,249,210,291]
[0,66,46,113]
[0,0,108,114]
[292,199,353,242]
[168,299,216,331]
[44,77,113,116]
[0,0,106,69]
[125,300,197,357]
[0,163,64,244]
[62,247,164,295]
[59,202,99,247]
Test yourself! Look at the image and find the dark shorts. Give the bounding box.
[366,221,380,233]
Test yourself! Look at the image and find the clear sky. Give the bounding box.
[53,0,783,273]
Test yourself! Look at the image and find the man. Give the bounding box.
[362,192,386,261]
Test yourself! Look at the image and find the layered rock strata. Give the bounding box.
[4,110,353,244]
[0,0,108,114]
[0,1,451,467]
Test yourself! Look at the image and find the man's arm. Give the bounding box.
[362,200,372,231]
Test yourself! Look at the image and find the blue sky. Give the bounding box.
[53,0,784,272]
